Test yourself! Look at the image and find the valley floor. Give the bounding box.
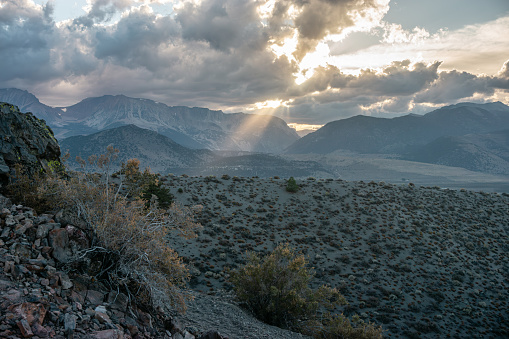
[284,153,509,193]
[163,175,509,338]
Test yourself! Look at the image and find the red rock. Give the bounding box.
[17,319,34,338]
[2,289,22,303]
[25,264,44,272]
[10,302,47,326]
[86,289,105,305]
[70,290,85,304]
[31,323,49,338]
[95,311,112,324]
[126,324,139,336]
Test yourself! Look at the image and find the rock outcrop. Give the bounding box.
[0,102,61,187]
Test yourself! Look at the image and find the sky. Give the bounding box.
[1,0,509,128]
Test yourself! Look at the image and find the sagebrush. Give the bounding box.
[8,146,200,312]
[231,244,384,338]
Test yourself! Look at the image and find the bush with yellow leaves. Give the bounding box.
[231,243,384,338]
[10,145,200,312]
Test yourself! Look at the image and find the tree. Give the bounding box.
[286,177,299,193]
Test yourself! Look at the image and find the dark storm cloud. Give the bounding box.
[0,0,56,81]
[94,8,180,71]
[176,0,265,52]
[1,0,507,124]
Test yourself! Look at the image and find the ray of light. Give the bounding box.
[224,113,275,152]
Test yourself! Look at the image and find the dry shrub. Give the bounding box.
[231,244,346,330]
[5,163,53,213]
[37,146,200,312]
[231,244,384,338]
[313,313,384,339]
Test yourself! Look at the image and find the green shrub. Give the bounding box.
[286,177,299,193]
[312,313,384,339]
[141,182,173,209]
[231,244,345,330]
[231,244,384,338]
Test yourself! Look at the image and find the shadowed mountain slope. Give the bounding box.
[285,102,509,155]
[405,129,509,175]
[60,124,214,172]
[60,125,329,178]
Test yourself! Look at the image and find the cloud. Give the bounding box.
[414,71,495,104]
[1,0,508,125]
[0,0,56,81]
[93,6,180,71]
[73,0,135,26]
[176,0,263,52]
[287,60,441,101]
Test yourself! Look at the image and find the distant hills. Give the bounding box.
[286,102,509,155]
[285,102,509,175]
[60,124,331,178]
[0,88,299,153]
[3,88,509,176]
[60,124,214,172]
[406,129,509,175]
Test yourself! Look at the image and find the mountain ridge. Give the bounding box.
[0,89,300,153]
[60,124,331,178]
[0,88,63,122]
[285,101,509,155]
[405,129,509,175]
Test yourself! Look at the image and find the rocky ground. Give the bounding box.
[0,191,308,339]
[164,175,509,338]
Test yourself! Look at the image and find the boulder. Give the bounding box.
[0,102,61,187]
[48,228,72,263]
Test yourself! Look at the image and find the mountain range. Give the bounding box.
[406,129,509,175]
[60,124,332,178]
[286,102,509,155]
[2,88,509,176]
[285,101,509,175]
[0,88,299,153]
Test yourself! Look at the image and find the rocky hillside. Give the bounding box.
[167,175,509,338]
[285,102,509,156]
[0,193,310,339]
[0,102,61,187]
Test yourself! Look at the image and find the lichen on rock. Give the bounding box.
[0,102,61,187]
